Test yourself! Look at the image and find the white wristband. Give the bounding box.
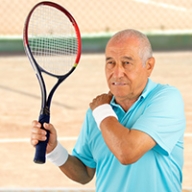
[92,104,118,130]
[46,142,68,167]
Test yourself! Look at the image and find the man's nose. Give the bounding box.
[113,64,125,77]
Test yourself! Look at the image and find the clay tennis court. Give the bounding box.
[0,51,191,191]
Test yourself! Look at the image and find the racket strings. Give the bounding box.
[28,5,78,76]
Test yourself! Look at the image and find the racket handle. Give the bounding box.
[33,114,50,164]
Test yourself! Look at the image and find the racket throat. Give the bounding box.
[38,106,50,128]
[40,106,50,116]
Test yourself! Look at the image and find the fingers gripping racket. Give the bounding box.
[23,1,81,164]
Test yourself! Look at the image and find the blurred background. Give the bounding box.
[0,0,192,53]
[0,0,192,192]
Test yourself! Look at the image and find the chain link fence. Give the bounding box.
[0,0,192,35]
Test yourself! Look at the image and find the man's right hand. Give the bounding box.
[30,120,58,154]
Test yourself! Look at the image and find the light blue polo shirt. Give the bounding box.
[72,78,186,192]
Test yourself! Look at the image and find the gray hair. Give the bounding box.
[110,29,153,66]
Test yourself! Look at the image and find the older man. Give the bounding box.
[31,29,186,192]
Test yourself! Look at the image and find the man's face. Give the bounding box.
[105,38,154,103]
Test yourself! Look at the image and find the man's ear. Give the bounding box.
[146,57,155,76]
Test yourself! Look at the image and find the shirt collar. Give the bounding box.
[140,78,157,99]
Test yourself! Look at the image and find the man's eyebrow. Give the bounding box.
[106,56,134,61]
[106,57,113,61]
[122,56,133,60]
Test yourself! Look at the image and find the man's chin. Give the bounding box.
[112,93,129,100]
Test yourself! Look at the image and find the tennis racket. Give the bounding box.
[23,1,81,164]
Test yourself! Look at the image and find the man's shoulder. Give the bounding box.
[153,83,181,96]
[148,79,181,96]
[143,79,181,101]
[146,81,183,107]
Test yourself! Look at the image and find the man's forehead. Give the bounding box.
[106,36,139,51]
[105,42,138,55]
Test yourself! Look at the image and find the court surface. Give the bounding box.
[0,52,192,191]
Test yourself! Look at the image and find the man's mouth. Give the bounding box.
[112,82,126,86]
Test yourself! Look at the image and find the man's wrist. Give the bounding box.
[92,104,118,130]
[46,142,68,166]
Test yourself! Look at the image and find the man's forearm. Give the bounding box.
[59,155,95,184]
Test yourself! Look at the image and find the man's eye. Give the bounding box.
[123,61,130,65]
[106,61,115,69]
[107,61,114,64]
[123,61,132,69]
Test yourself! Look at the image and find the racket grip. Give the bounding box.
[33,114,50,164]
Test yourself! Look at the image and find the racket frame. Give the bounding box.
[23,1,81,163]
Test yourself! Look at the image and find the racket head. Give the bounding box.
[23,1,81,78]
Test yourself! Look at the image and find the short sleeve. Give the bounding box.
[132,86,186,155]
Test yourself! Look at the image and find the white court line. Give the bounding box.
[132,0,189,12]
[0,136,78,143]
[0,134,192,143]
[185,133,192,137]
